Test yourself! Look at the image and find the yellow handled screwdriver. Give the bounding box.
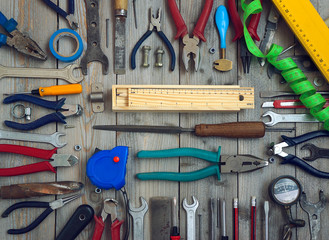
[6,84,82,97]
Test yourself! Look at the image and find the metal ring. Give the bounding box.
[49,28,83,62]
[11,104,26,119]
[74,145,82,151]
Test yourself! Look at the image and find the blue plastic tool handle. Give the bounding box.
[0,11,17,33]
[137,147,220,163]
[5,112,67,131]
[215,5,229,49]
[42,0,72,18]
[281,130,329,147]
[3,94,66,110]
[131,30,152,69]
[0,33,7,47]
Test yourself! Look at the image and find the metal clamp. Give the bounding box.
[90,83,104,113]
[11,104,31,121]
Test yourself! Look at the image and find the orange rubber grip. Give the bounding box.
[39,84,82,96]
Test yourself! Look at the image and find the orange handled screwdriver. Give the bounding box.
[6,84,82,97]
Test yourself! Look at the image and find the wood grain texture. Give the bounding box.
[0,0,328,239]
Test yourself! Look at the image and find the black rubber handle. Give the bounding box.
[56,205,94,240]
[2,201,50,217]
[281,130,329,147]
[157,31,176,71]
[282,154,329,178]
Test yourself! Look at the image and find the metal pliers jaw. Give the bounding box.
[66,14,79,30]
[182,35,201,71]
[149,8,161,32]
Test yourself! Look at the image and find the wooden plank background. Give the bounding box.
[0,0,328,239]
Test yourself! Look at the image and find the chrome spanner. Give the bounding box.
[128,197,148,240]
[262,111,319,126]
[300,191,326,240]
[183,196,199,240]
[0,130,66,148]
[0,64,83,84]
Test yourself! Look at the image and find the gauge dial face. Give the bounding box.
[272,177,301,205]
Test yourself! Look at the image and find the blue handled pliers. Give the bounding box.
[3,94,83,131]
[42,0,78,30]
[0,12,47,60]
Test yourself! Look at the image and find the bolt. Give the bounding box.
[155,47,165,67]
[142,46,151,67]
[25,107,31,121]
[74,145,82,151]
[209,48,216,54]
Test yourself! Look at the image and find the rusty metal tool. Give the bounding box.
[301,143,329,161]
[210,198,216,240]
[0,181,83,199]
[114,0,128,74]
[133,0,137,28]
[93,121,295,138]
[80,0,109,75]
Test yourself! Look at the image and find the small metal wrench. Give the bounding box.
[301,143,329,161]
[0,64,83,84]
[299,191,326,240]
[0,130,66,148]
[128,197,148,240]
[262,111,319,126]
[183,196,199,240]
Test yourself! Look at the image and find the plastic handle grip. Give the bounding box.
[171,236,181,240]
[227,0,243,41]
[111,219,124,240]
[2,201,50,217]
[3,94,66,110]
[0,144,57,159]
[273,99,329,109]
[167,0,188,39]
[92,216,105,240]
[136,165,221,181]
[137,147,220,163]
[157,31,176,71]
[5,112,67,131]
[0,11,8,26]
[131,30,152,69]
[215,6,229,49]
[193,0,213,42]
[39,84,82,97]
[42,0,68,18]
[282,154,329,178]
[0,161,56,176]
[0,33,7,47]
[281,130,329,147]
[247,0,262,41]
[68,0,75,15]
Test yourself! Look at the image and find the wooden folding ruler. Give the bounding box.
[272,0,329,83]
[112,85,254,112]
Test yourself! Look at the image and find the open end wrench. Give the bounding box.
[183,196,199,240]
[128,197,148,240]
[0,64,83,84]
[299,191,326,240]
[0,130,66,148]
[301,143,329,161]
[262,111,319,126]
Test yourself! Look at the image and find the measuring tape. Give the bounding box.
[112,85,254,112]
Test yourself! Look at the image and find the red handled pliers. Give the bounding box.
[168,0,213,71]
[227,0,262,73]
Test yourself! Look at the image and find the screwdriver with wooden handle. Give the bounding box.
[93,122,294,138]
[6,84,82,97]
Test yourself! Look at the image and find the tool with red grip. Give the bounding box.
[251,196,257,240]
[262,99,329,109]
[92,199,123,240]
[167,0,213,71]
[234,198,239,240]
[0,144,78,176]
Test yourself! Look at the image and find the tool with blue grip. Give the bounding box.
[0,11,47,60]
[136,147,267,182]
[3,94,82,131]
[213,6,232,71]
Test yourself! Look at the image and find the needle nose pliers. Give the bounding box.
[3,94,83,131]
[268,130,329,178]
[2,194,82,234]
[131,8,176,71]
[136,147,268,182]
[0,11,47,60]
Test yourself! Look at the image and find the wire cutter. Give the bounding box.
[2,194,82,234]
[42,0,78,30]
[131,8,175,71]
[92,199,124,240]
[136,147,268,182]
[268,130,329,179]
[0,144,78,176]
[0,11,47,60]
[227,0,262,73]
[168,0,213,71]
[3,94,83,131]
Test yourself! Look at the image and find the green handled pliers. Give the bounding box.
[136,147,268,182]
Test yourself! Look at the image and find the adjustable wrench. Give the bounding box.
[262,111,319,126]
[183,196,199,240]
[0,130,66,148]
[0,64,83,84]
[128,197,148,240]
[299,191,326,240]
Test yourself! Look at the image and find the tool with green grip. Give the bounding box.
[136,147,267,182]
